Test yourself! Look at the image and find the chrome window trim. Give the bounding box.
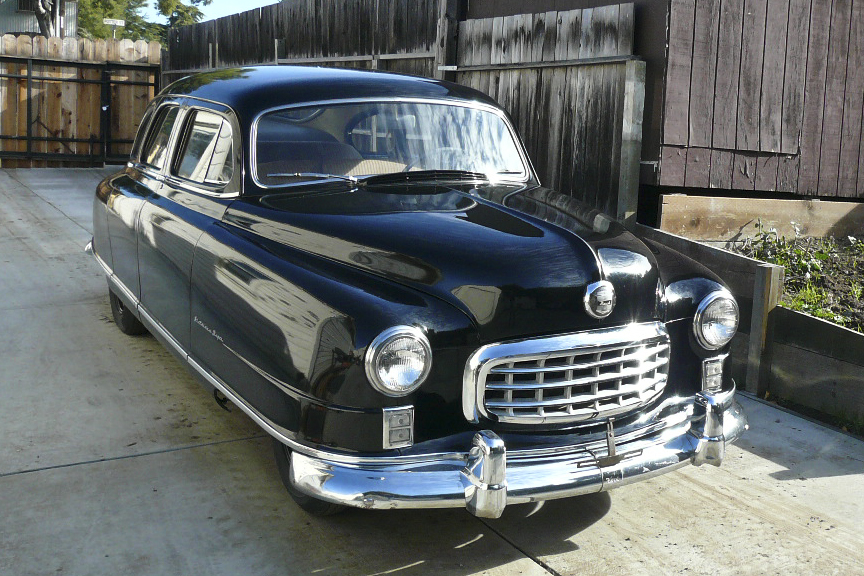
[167,106,241,197]
[462,322,670,424]
[139,103,186,176]
[249,97,534,190]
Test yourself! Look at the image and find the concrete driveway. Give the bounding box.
[1,168,863,576]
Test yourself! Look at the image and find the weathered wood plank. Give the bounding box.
[660,145,687,187]
[818,0,853,196]
[1,35,18,167]
[591,4,619,59]
[658,194,864,240]
[689,0,720,148]
[781,0,811,154]
[544,67,566,188]
[709,149,735,189]
[540,11,558,62]
[685,146,711,188]
[554,11,573,62]
[732,152,757,190]
[616,59,644,223]
[839,0,864,197]
[776,154,800,193]
[737,0,768,151]
[798,3,833,194]
[664,0,695,147]
[502,15,519,64]
[713,0,744,149]
[457,19,473,67]
[617,3,634,56]
[760,0,789,152]
[754,154,779,191]
[60,38,77,158]
[491,16,505,65]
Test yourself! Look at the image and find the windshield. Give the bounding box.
[254,101,528,187]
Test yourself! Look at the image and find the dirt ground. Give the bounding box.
[735,233,864,333]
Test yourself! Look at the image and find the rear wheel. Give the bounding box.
[109,288,147,336]
[272,438,346,516]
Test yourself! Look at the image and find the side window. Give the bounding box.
[174,110,234,185]
[130,104,157,161]
[141,106,180,170]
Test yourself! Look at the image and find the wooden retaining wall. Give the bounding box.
[0,36,161,168]
[660,0,864,198]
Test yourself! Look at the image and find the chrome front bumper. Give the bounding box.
[289,387,748,518]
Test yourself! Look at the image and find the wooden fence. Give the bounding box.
[0,36,161,168]
[455,7,643,220]
[660,0,864,198]
[164,2,644,222]
[164,0,442,82]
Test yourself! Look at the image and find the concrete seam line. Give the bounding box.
[477,517,563,576]
[0,434,269,479]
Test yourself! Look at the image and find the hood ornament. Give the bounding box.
[584,281,616,319]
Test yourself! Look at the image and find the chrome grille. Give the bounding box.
[464,322,671,425]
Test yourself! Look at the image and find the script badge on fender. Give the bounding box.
[584,280,616,319]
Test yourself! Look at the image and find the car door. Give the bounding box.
[136,103,239,353]
[101,102,175,299]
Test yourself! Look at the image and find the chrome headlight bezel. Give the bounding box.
[364,325,432,397]
[693,290,740,350]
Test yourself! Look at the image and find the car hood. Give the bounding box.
[225,183,661,342]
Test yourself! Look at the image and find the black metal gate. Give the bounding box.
[0,54,159,165]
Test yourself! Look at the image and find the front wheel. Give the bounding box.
[272,438,346,516]
[109,288,147,336]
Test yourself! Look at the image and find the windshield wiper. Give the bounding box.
[358,170,489,186]
[266,172,359,185]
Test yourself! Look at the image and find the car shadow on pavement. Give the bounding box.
[731,397,864,482]
[287,491,611,575]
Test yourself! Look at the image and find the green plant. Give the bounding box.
[741,220,837,292]
[852,281,863,301]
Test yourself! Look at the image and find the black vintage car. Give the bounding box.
[88,66,746,517]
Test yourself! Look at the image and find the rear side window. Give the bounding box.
[174,110,234,185]
[141,106,180,170]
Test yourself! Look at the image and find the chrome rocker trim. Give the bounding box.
[290,387,747,518]
[88,239,748,519]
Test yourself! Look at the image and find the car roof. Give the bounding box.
[161,66,501,123]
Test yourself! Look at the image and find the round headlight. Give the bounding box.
[365,326,432,396]
[693,290,739,350]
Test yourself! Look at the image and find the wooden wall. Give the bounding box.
[456,6,644,220]
[0,36,160,168]
[164,2,645,222]
[164,0,441,83]
[660,0,864,199]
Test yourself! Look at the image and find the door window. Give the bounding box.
[174,110,234,185]
[141,106,180,170]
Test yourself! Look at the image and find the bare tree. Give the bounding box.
[34,0,62,38]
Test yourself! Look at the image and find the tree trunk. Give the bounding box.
[35,0,61,38]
